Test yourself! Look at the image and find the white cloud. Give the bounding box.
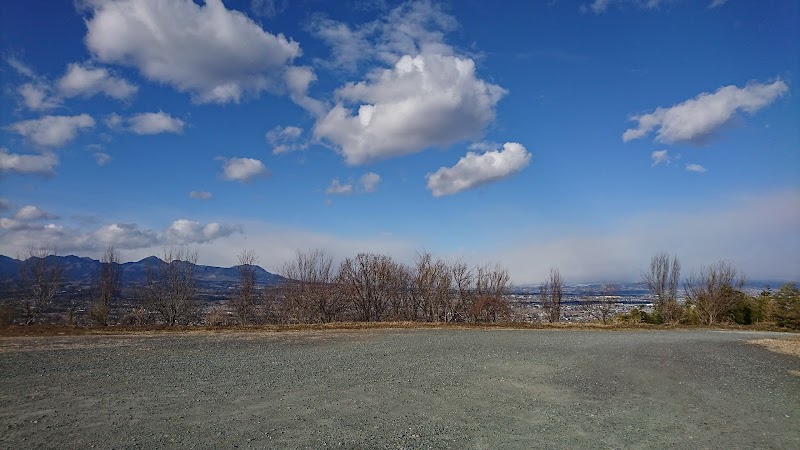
[315,54,506,165]
[13,205,58,221]
[164,219,242,245]
[267,125,305,154]
[359,172,381,193]
[426,142,531,197]
[84,0,300,103]
[326,172,382,195]
[0,149,59,175]
[104,113,124,129]
[0,218,242,253]
[708,0,729,8]
[56,63,137,100]
[18,83,60,111]
[283,66,326,116]
[651,149,670,166]
[326,178,353,195]
[128,111,185,135]
[251,0,287,18]
[189,191,214,200]
[220,157,269,182]
[94,152,112,166]
[623,79,789,144]
[91,223,160,249]
[307,17,372,72]
[312,2,506,166]
[685,163,707,173]
[0,198,12,212]
[0,218,31,231]
[7,114,95,148]
[7,56,36,78]
[309,1,458,70]
[581,0,665,14]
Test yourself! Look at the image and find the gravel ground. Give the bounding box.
[1,329,798,449]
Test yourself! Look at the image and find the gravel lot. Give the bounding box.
[1,329,798,449]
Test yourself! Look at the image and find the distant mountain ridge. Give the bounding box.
[0,254,284,286]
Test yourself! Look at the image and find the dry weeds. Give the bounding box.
[748,337,800,358]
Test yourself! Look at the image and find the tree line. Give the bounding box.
[1,247,798,330]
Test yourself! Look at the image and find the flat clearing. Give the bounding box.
[1,329,798,449]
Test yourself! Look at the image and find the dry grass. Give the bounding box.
[748,338,800,359]
[1,320,795,337]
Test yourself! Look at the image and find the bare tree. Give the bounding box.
[230,249,260,325]
[450,261,474,322]
[541,269,564,323]
[337,253,406,322]
[581,283,617,325]
[470,263,511,322]
[410,252,454,322]
[18,246,64,325]
[89,246,122,326]
[144,247,198,326]
[282,249,344,323]
[685,261,744,325]
[540,269,563,323]
[642,252,682,323]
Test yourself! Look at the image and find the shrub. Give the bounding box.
[772,283,800,330]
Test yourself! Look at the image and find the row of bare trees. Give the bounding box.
[642,252,746,325]
[3,245,785,328]
[277,250,511,324]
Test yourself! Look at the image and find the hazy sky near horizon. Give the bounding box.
[1,0,798,283]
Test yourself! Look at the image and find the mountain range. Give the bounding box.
[0,254,284,286]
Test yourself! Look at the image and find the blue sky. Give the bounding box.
[1,0,798,283]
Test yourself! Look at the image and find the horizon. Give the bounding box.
[1,1,798,284]
[1,252,796,287]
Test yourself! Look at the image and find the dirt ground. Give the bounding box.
[1,329,798,449]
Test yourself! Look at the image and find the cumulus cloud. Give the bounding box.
[315,54,506,165]
[312,1,505,165]
[359,172,381,193]
[651,149,670,166]
[13,205,58,221]
[83,0,300,103]
[8,59,136,111]
[91,223,160,249]
[686,163,707,173]
[128,111,185,135]
[267,125,305,155]
[283,66,326,116]
[18,83,60,111]
[94,152,112,166]
[7,114,95,148]
[56,63,138,100]
[326,178,354,195]
[189,191,213,200]
[623,79,788,145]
[581,0,665,14]
[0,149,59,175]
[219,157,269,182]
[326,172,382,195]
[164,219,242,245]
[0,198,12,212]
[426,142,531,197]
[0,218,242,253]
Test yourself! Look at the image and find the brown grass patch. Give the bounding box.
[748,338,800,358]
[0,321,795,338]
